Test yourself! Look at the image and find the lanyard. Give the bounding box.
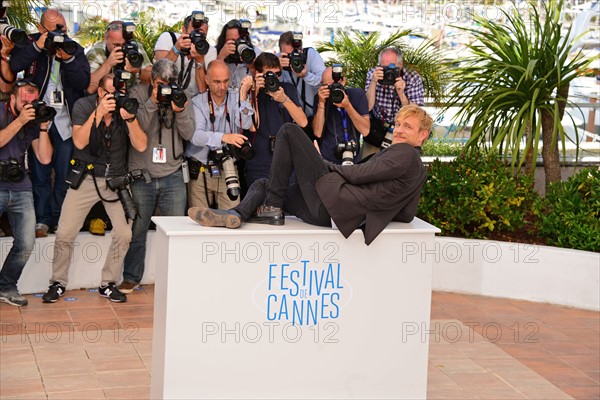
[50,58,61,86]
[207,90,232,133]
[338,108,349,141]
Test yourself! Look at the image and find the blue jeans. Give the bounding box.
[122,169,187,284]
[29,124,73,227]
[0,191,36,292]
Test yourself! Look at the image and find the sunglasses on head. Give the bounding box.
[107,23,122,31]
[16,79,39,88]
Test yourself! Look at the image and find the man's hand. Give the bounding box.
[278,53,290,69]
[333,91,351,109]
[394,75,406,95]
[317,84,330,105]
[218,39,236,60]
[17,104,36,125]
[240,75,253,100]
[35,32,48,50]
[172,101,186,113]
[119,108,135,121]
[97,93,116,118]
[107,46,125,68]
[0,35,14,58]
[294,64,308,78]
[269,87,288,103]
[190,46,205,63]
[221,133,248,148]
[254,73,265,92]
[175,33,192,54]
[371,66,384,85]
[313,139,321,155]
[123,57,141,74]
[55,47,73,61]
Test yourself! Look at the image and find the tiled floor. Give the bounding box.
[1,288,598,399]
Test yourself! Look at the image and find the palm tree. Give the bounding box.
[2,0,50,31]
[315,30,446,104]
[445,0,592,188]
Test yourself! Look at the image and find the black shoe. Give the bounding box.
[99,282,127,303]
[247,205,285,226]
[42,282,65,303]
[188,207,242,229]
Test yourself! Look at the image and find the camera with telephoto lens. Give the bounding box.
[116,22,143,69]
[225,20,254,64]
[30,100,57,124]
[379,63,400,86]
[263,71,280,93]
[329,63,345,104]
[106,168,151,221]
[45,24,77,55]
[287,32,304,74]
[0,158,24,183]
[157,82,187,108]
[207,140,254,201]
[113,70,139,115]
[335,140,357,166]
[0,2,27,47]
[187,11,209,55]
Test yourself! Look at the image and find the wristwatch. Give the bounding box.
[194,61,205,70]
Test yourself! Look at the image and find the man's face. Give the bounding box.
[206,66,230,98]
[225,28,240,43]
[280,43,293,55]
[105,29,125,53]
[380,51,402,68]
[99,80,116,97]
[12,86,39,113]
[41,14,67,33]
[392,115,428,146]
[321,68,345,86]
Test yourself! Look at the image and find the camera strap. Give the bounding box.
[207,90,232,133]
[90,169,119,203]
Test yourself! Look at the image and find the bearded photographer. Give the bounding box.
[186,60,254,210]
[154,12,217,99]
[119,58,194,294]
[86,20,153,94]
[41,74,146,304]
[9,9,90,238]
[278,31,325,120]
[216,19,261,91]
[364,47,424,156]
[312,66,370,165]
[245,52,307,187]
[0,80,52,306]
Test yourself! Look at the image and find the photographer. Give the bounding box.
[41,73,146,304]
[0,80,52,306]
[364,46,424,155]
[186,60,253,210]
[245,52,307,187]
[278,31,325,119]
[0,35,15,96]
[9,9,90,238]
[119,58,194,294]
[216,19,260,91]
[86,20,153,94]
[312,66,370,165]
[154,12,216,99]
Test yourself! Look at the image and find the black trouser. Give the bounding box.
[234,123,331,227]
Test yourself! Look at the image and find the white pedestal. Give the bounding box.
[150,216,440,399]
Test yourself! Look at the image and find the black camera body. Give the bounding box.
[226,36,255,65]
[45,24,77,55]
[329,63,345,103]
[207,140,254,200]
[335,140,357,166]
[113,70,139,115]
[263,71,280,93]
[157,83,187,108]
[187,11,209,56]
[107,168,151,221]
[287,32,304,74]
[116,22,143,69]
[30,101,57,125]
[0,158,24,183]
[379,63,400,86]
[0,3,27,47]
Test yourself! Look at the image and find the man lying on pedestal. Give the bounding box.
[188,104,433,245]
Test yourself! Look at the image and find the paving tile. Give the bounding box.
[37,357,93,377]
[430,357,486,374]
[558,355,600,373]
[560,385,600,400]
[68,307,117,320]
[112,304,154,318]
[0,361,41,381]
[0,347,36,365]
[84,342,139,359]
[96,369,151,388]
[513,386,573,399]
[42,373,102,393]
[91,355,146,372]
[427,388,478,399]
[0,377,45,397]
[47,389,106,399]
[104,385,151,399]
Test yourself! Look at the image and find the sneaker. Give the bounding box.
[42,282,65,303]
[99,283,127,303]
[89,218,107,236]
[188,207,242,229]
[0,290,28,306]
[118,281,139,294]
[35,223,49,238]
[247,205,285,226]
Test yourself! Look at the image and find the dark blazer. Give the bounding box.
[9,33,90,116]
[316,143,427,245]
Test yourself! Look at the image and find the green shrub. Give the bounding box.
[422,139,465,157]
[417,151,538,239]
[535,168,600,252]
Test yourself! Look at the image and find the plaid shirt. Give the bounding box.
[86,40,152,78]
[365,67,424,124]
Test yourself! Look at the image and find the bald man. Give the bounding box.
[185,59,254,210]
[86,20,153,94]
[9,9,90,238]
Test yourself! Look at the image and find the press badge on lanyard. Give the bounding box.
[50,90,64,107]
[153,146,167,163]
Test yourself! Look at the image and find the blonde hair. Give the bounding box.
[396,104,433,133]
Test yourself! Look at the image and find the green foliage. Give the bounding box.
[446,0,592,173]
[417,151,538,239]
[535,168,600,252]
[315,30,446,104]
[4,0,50,30]
[75,16,108,47]
[421,140,465,157]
